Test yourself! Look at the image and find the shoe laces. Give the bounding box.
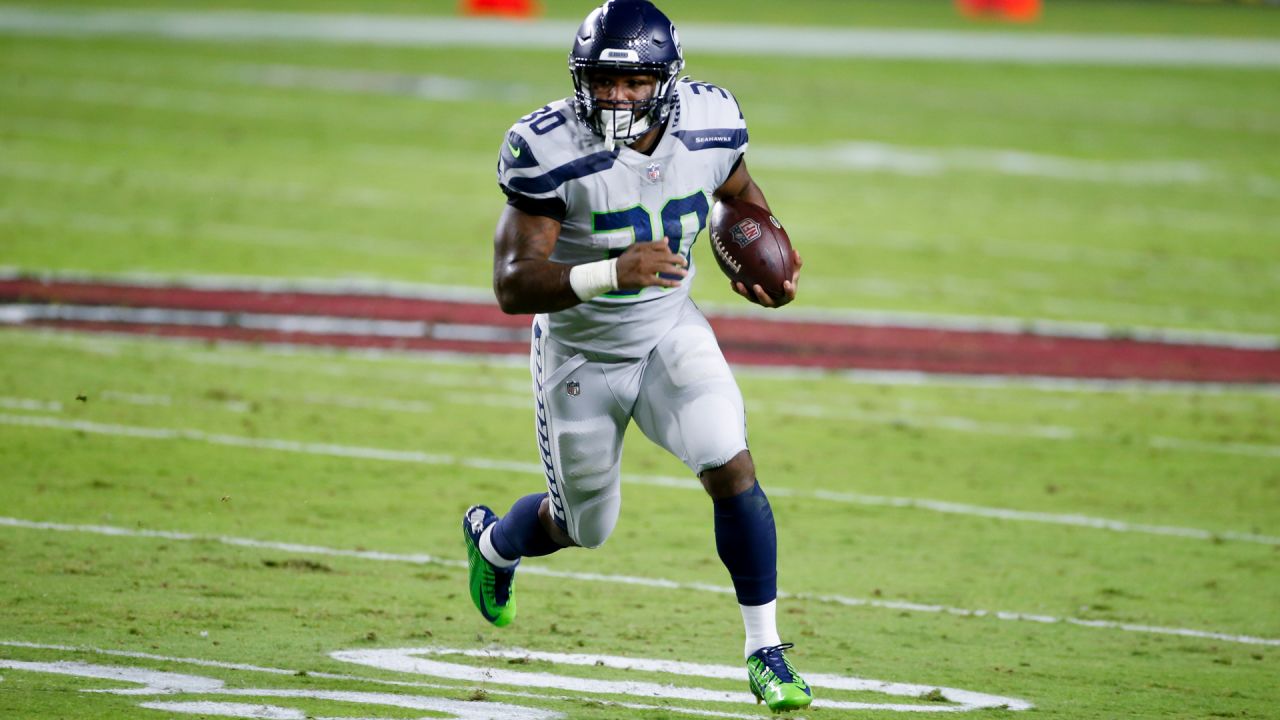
[753,643,797,684]
[491,564,515,605]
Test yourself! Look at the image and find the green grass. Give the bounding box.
[2,29,1278,332]
[1,3,1279,718]
[0,330,1278,718]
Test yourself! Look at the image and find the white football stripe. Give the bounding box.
[0,516,1275,648]
[752,141,1216,186]
[332,647,1031,712]
[0,413,1273,545]
[0,640,1021,717]
[2,8,1279,67]
[1,304,527,343]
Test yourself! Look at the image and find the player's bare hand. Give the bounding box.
[615,237,688,289]
[732,249,802,308]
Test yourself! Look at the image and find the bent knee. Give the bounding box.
[699,449,756,499]
[567,499,618,549]
[572,531,609,549]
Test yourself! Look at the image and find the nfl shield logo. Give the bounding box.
[730,218,762,248]
[646,162,662,183]
[566,380,581,397]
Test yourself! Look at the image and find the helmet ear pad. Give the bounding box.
[568,0,685,144]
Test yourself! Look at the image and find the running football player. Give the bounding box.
[462,0,809,711]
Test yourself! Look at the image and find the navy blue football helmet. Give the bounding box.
[569,0,684,146]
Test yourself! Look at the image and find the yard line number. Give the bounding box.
[0,644,1032,718]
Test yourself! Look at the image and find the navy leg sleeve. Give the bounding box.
[713,481,778,606]
[490,493,562,560]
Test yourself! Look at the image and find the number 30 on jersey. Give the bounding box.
[593,190,709,293]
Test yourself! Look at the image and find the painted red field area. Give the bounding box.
[4,276,1279,383]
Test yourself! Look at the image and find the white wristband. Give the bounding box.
[568,258,619,301]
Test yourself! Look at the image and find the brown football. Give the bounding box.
[708,197,794,304]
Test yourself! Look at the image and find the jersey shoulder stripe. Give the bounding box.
[498,99,615,199]
[506,150,618,195]
[669,78,748,152]
[671,127,748,152]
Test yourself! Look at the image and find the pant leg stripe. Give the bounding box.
[533,322,568,531]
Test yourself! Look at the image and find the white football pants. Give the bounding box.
[530,299,747,549]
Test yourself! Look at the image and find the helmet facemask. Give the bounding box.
[571,64,681,150]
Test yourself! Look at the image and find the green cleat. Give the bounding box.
[747,643,813,713]
[462,505,517,628]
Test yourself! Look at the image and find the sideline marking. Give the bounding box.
[1,517,1276,648]
[1,412,1275,546]
[10,325,1277,395]
[1,8,1279,67]
[4,267,1277,352]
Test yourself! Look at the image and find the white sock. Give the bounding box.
[478,525,518,569]
[740,600,782,659]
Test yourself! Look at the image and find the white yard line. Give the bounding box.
[0,78,419,134]
[0,219,405,282]
[0,304,527,344]
[1,114,438,171]
[840,231,1276,278]
[1,8,1279,67]
[0,517,1275,648]
[752,142,1216,186]
[776,366,1280,397]
[0,396,63,412]
[98,390,172,407]
[796,275,1279,333]
[772,401,1080,440]
[763,401,1280,460]
[0,413,1274,546]
[1149,436,1280,459]
[8,377,1275,458]
[0,641,760,720]
[244,63,533,103]
[0,159,406,210]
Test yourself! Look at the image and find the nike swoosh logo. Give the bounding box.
[507,142,522,158]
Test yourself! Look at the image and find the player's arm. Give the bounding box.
[713,155,771,212]
[492,204,690,315]
[712,157,803,308]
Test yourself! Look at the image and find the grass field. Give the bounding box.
[1,1,1279,719]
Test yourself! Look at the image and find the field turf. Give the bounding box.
[1,2,1278,719]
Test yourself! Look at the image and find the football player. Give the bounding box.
[462,0,809,711]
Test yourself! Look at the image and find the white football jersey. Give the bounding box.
[498,78,748,358]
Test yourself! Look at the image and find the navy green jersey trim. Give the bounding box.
[502,186,567,223]
[506,150,619,195]
[671,128,748,152]
[501,131,540,170]
[727,153,744,177]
